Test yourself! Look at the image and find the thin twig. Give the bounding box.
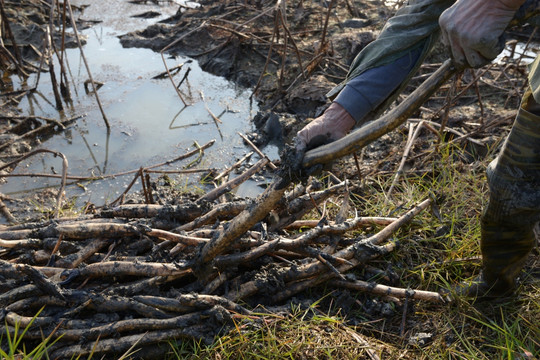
[330,279,445,303]
[214,152,253,182]
[0,197,16,223]
[386,121,423,200]
[197,158,269,203]
[0,140,216,179]
[65,0,110,129]
[238,132,277,170]
[160,22,209,106]
[199,91,224,140]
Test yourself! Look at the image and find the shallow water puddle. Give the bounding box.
[1,0,265,206]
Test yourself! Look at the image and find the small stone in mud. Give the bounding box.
[131,11,161,18]
[380,302,395,317]
[408,332,434,347]
[334,290,357,313]
[251,111,294,149]
[342,18,372,28]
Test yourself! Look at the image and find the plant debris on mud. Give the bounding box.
[1,0,539,359]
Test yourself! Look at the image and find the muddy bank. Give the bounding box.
[2,0,534,219]
[119,0,380,118]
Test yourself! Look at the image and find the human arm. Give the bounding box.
[295,46,422,150]
[295,0,454,151]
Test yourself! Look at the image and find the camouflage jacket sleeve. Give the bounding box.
[327,0,455,104]
[528,56,540,103]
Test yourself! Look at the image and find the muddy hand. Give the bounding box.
[294,102,355,175]
[439,0,526,68]
[291,136,326,179]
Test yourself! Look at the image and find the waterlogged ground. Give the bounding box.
[0,0,266,207]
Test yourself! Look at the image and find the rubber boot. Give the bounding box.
[456,89,540,299]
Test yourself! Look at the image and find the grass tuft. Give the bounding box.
[0,308,58,360]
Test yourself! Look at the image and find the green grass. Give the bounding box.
[0,308,58,360]
[1,309,142,360]
[169,300,379,359]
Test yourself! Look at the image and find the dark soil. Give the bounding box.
[119,0,381,117]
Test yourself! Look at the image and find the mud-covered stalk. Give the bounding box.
[195,177,289,269]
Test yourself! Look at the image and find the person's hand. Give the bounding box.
[439,0,526,68]
[294,102,355,154]
[291,102,355,178]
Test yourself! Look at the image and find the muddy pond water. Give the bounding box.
[0,0,279,207]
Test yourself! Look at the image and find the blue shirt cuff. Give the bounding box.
[334,46,422,123]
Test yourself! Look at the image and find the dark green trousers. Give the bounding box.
[480,89,540,293]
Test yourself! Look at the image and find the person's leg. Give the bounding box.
[460,89,540,297]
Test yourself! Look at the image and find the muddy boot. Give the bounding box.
[454,90,540,299]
